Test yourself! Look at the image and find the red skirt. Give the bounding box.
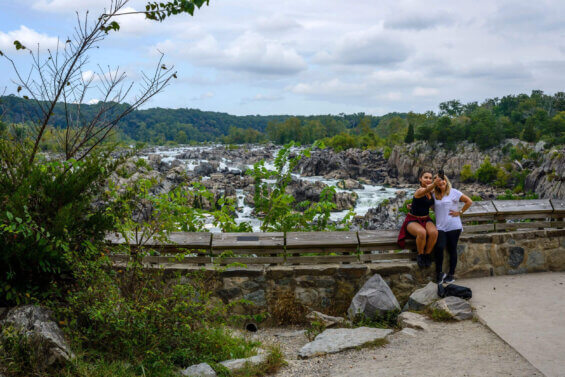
[397,214,433,248]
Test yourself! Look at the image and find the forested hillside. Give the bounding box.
[1,90,564,149]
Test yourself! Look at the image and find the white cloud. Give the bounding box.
[255,15,302,34]
[32,0,104,13]
[0,25,58,51]
[87,98,100,104]
[289,79,367,97]
[412,87,439,97]
[327,28,410,66]
[155,31,307,75]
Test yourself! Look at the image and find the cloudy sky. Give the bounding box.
[1,0,564,116]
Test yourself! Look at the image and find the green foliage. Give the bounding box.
[248,142,352,232]
[352,309,400,329]
[460,164,475,183]
[475,157,499,184]
[404,123,415,143]
[144,0,210,21]
[0,325,59,376]
[426,307,454,322]
[496,190,539,200]
[0,140,119,305]
[54,245,258,375]
[306,321,326,341]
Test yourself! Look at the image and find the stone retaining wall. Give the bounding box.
[163,229,565,318]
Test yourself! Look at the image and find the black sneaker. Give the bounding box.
[424,254,432,268]
[444,274,455,284]
[417,254,425,268]
[436,272,446,284]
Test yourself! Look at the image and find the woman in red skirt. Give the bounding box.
[398,170,440,268]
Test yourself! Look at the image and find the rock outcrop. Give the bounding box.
[525,148,565,199]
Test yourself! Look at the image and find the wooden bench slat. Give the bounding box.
[550,199,565,215]
[285,255,359,264]
[213,256,285,265]
[285,231,358,249]
[211,232,284,250]
[464,223,496,233]
[492,199,553,215]
[360,252,416,262]
[462,200,497,216]
[495,221,565,231]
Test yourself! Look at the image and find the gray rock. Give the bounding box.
[431,296,473,321]
[298,327,393,358]
[194,162,216,176]
[306,311,350,328]
[348,274,400,321]
[243,290,267,307]
[403,282,440,311]
[508,247,525,268]
[219,353,266,371]
[1,305,74,367]
[398,311,429,331]
[181,362,217,377]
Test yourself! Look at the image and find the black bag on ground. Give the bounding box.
[437,283,472,300]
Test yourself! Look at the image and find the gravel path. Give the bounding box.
[245,319,542,377]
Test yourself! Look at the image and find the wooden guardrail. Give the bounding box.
[106,199,565,266]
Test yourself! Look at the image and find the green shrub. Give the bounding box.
[475,157,499,184]
[55,251,258,375]
[0,143,120,305]
[460,164,475,183]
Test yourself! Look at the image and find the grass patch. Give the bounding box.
[305,320,326,341]
[425,307,455,322]
[231,345,287,377]
[355,338,389,351]
[268,290,309,325]
[352,310,400,330]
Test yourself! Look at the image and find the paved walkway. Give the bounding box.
[459,272,565,377]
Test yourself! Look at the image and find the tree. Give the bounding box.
[0,0,209,164]
[404,122,414,143]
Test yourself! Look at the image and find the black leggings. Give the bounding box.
[434,229,462,275]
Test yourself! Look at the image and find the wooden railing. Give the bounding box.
[107,199,565,266]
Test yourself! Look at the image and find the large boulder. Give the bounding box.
[347,274,400,321]
[403,282,440,311]
[194,162,216,177]
[0,305,74,367]
[431,296,473,321]
[298,327,392,359]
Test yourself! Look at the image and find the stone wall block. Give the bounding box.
[507,246,525,268]
[336,265,368,279]
[525,250,546,272]
[266,266,294,280]
[546,248,565,271]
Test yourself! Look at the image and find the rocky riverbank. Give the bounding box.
[107,140,564,232]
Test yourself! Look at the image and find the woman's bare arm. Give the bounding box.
[414,177,441,198]
[449,194,473,217]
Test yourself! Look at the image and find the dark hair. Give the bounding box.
[419,169,432,179]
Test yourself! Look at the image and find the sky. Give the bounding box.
[0,0,564,116]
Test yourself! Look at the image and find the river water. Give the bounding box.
[145,145,402,232]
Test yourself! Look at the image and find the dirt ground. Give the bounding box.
[245,318,542,377]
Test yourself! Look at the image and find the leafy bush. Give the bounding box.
[55,247,258,375]
[0,142,119,305]
[248,142,352,232]
[460,164,475,183]
[475,157,499,184]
